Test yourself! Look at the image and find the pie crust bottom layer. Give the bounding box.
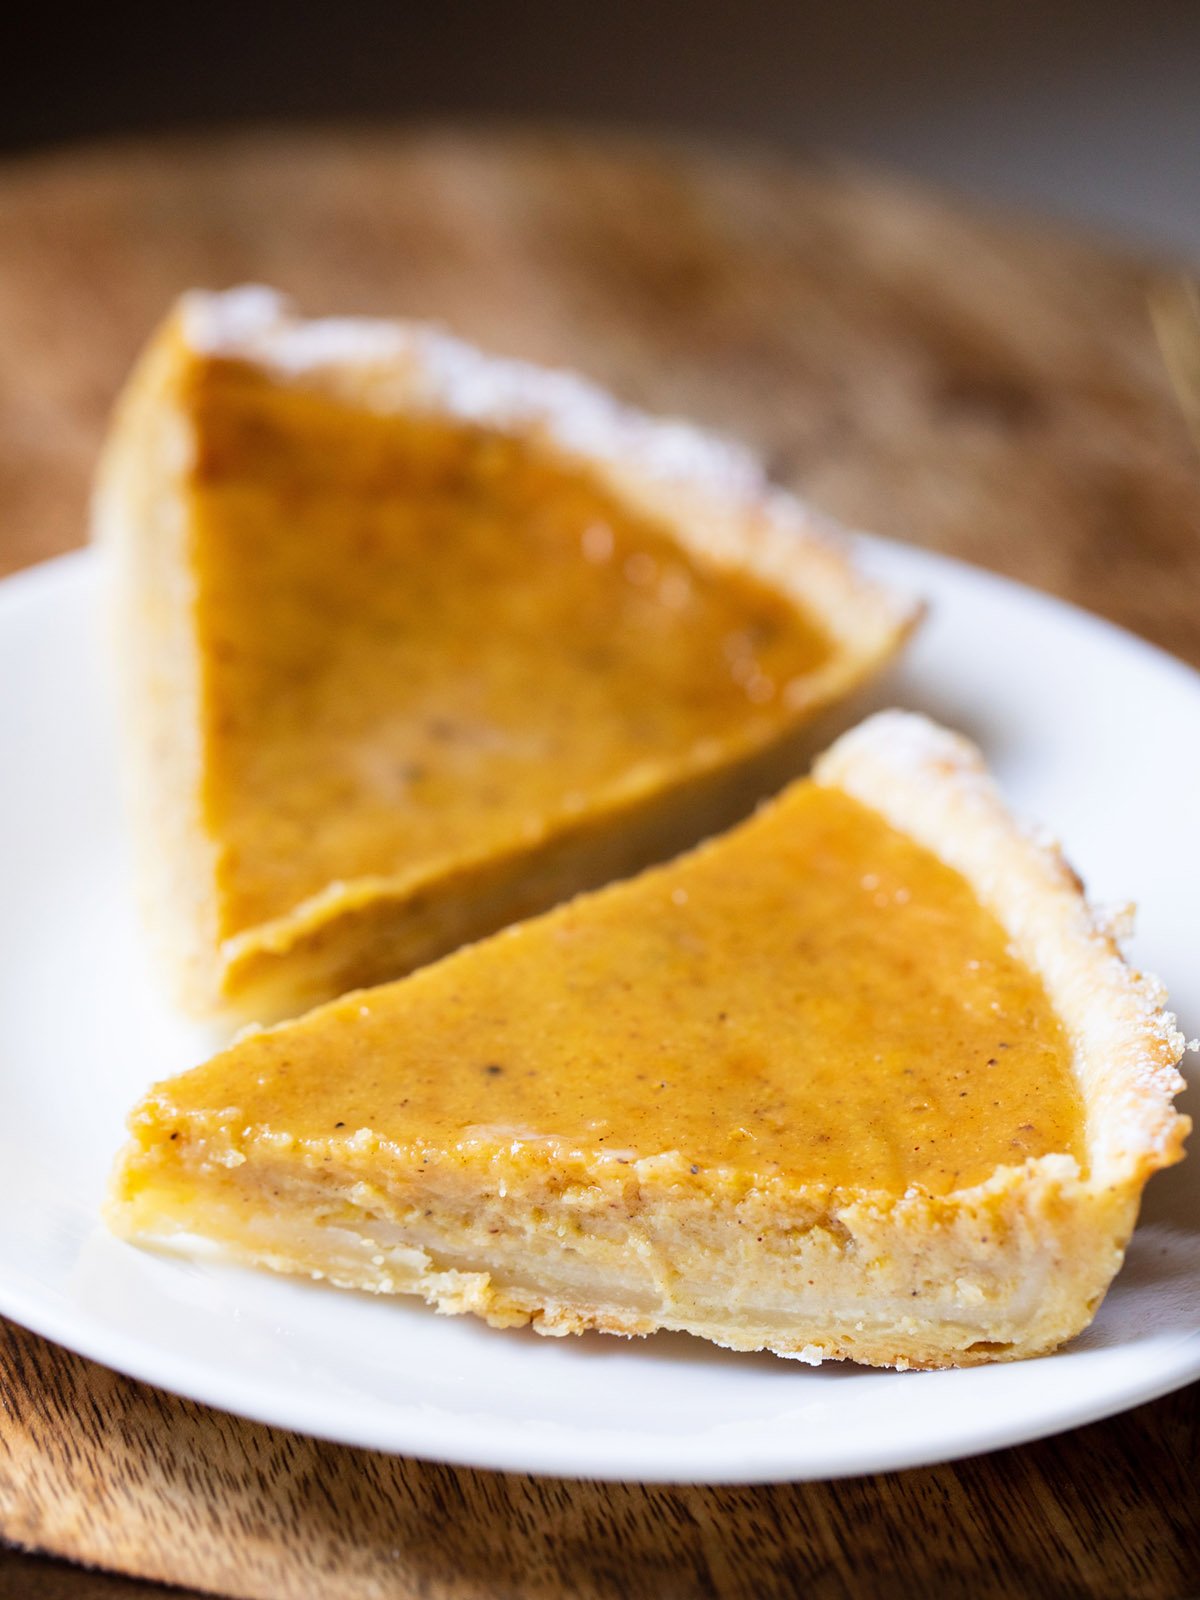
[120,1146,1139,1370]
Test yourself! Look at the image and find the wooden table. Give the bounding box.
[0,126,1197,1600]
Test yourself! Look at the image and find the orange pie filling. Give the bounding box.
[111,775,1094,1365]
[188,360,834,942]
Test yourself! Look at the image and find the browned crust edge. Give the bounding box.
[814,711,1189,1190]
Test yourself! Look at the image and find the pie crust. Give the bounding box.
[108,712,1189,1368]
[93,287,916,1022]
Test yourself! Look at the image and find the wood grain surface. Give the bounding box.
[0,126,1197,1600]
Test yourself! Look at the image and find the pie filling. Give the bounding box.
[185,359,834,940]
[115,782,1083,1215]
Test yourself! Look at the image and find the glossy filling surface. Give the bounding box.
[137,784,1083,1197]
[185,360,832,936]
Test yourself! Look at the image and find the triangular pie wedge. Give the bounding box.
[93,287,916,1022]
[109,712,1189,1369]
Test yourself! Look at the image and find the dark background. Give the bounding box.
[7,0,1200,256]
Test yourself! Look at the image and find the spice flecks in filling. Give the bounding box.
[160,784,1083,1196]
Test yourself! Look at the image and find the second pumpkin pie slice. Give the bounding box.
[94,288,915,1021]
[108,712,1188,1369]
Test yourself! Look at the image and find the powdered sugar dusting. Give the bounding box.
[175,288,921,657]
[180,285,766,508]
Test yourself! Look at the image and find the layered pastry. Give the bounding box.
[93,288,915,1021]
[108,712,1189,1368]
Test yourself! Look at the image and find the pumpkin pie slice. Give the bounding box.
[108,712,1188,1369]
[94,287,915,1021]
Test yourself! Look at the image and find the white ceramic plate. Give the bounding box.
[0,544,1197,1483]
